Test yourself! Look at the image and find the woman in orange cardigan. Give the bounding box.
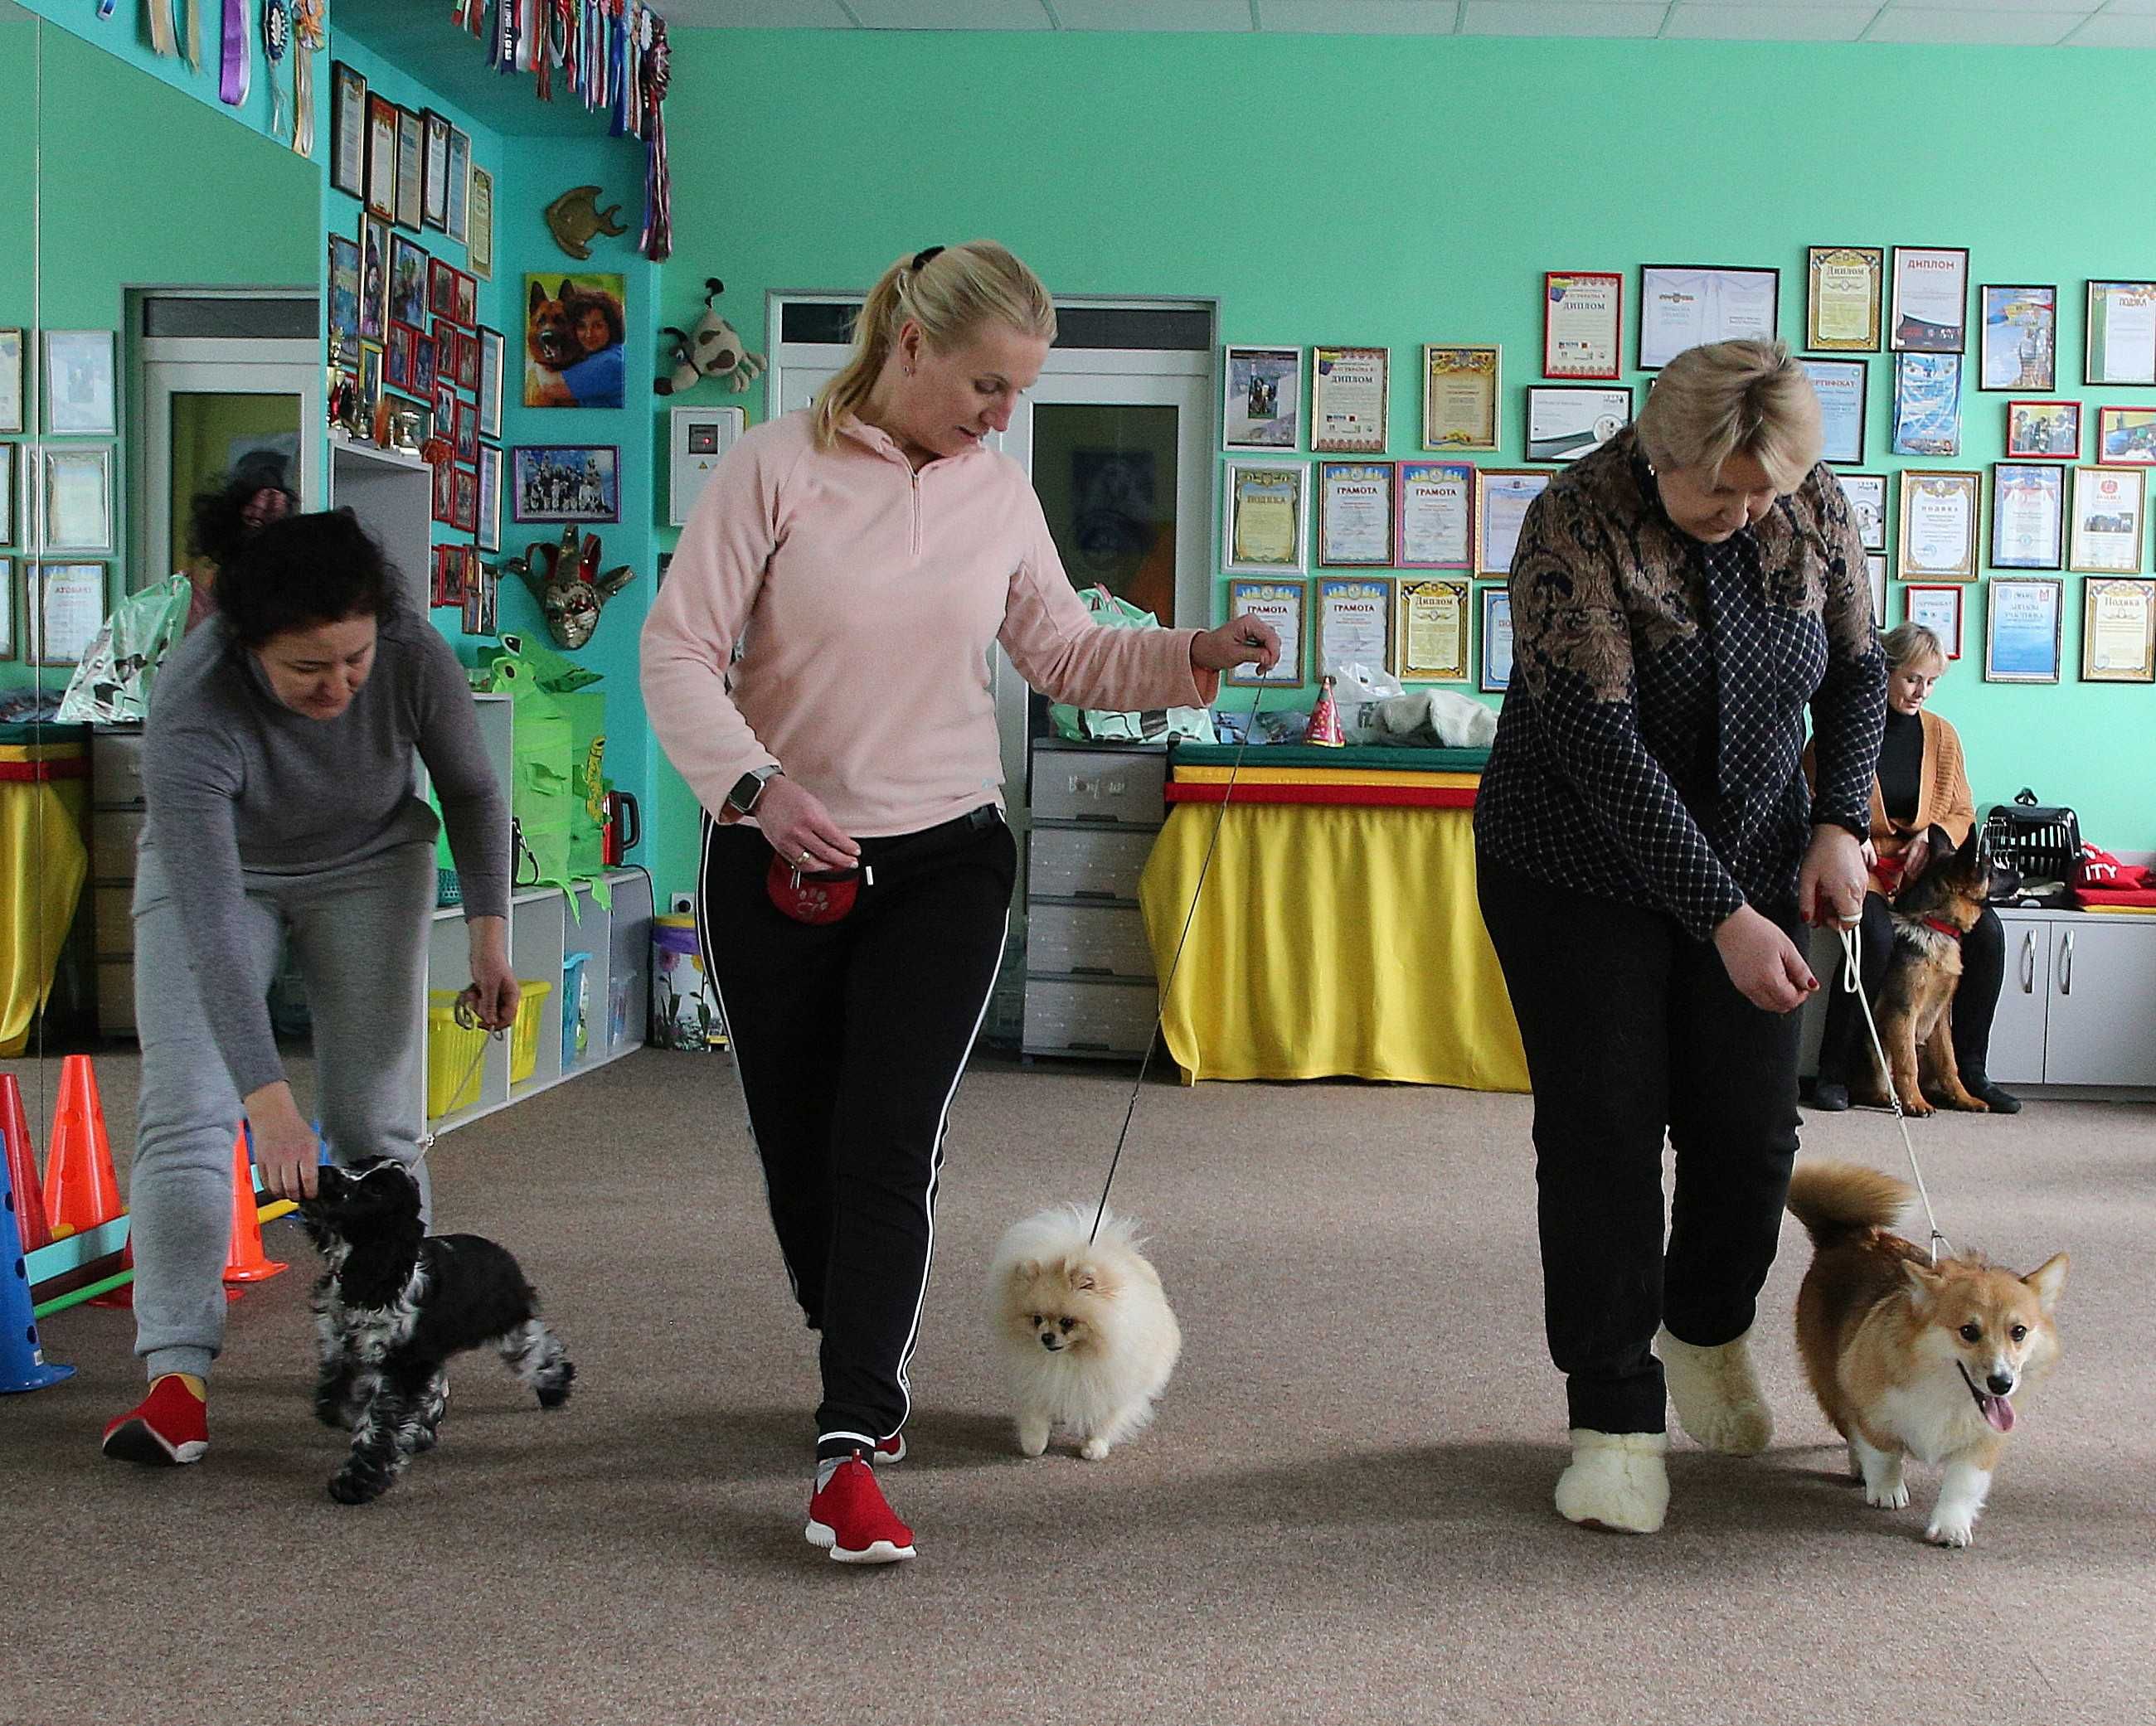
[1809,621,2018,1113]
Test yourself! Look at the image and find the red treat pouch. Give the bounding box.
[765,856,873,925]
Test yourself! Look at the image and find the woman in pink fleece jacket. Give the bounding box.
[642,240,1275,1565]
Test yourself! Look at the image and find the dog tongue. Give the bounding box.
[1982,1395,2016,1433]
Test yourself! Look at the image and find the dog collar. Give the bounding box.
[1921,916,1964,941]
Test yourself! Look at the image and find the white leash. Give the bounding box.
[1836,924,1951,1265]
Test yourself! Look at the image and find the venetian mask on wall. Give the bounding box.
[505,525,637,651]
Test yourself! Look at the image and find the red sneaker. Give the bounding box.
[102,1374,209,1467]
[872,1432,906,1465]
[805,1454,915,1564]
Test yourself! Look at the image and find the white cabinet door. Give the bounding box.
[1986,916,2051,1087]
[2043,920,2156,1085]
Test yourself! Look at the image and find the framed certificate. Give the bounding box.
[1978,284,2056,392]
[1889,246,1969,353]
[1476,468,1551,577]
[1422,346,1500,451]
[1223,459,1308,574]
[1867,553,1888,624]
[1904,584,1964,659]
[1799,359,1867,465]
[1984,577,2063,684]
[2095,405,2156,466]
[1226,579,1306,687]
[2081,576,2156,681]
[2070,466,2146,574]
[330,61,368,201]
[363,93,398,222]
[1224,346,1302,449]
[1896,470,1979,581]
[1311,347,1389,454]
[446,126,472,246]
[26,560,105,666]
[1891,352,1961,458]
[1524,385,1631,463]
[1838,473,1887,551]
[478,326,505,439]
[1989,464,2065,571]
[1396,577,1469,681]
[2086,281,2156,385]
[1479,585,1514,692]
[0,445,13,546]
[1315,576,1393,676]
[1637,265,1779,371]
[42,330,116,436]
[395,106,425,232]
[0,327,21,434]
[1543,273,1622,380]
[477,441,503,552]
[1316,461,1395,567]
[0,559,12,659]
[40,446,112,552]
[468,164,495,282]
[2005,399,2080,460]
[421,109,452,231]
[1395,458,1474,570]
[1805,246,1882,352]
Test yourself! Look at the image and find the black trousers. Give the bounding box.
[1816,894,2005,1087]
[698,808,1017,1461]
[1477,858,1804,1435]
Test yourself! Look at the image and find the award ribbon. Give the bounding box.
[148,0,178,56]
[638,14,671,262]
[262,0,290,143]
[219,0,250,107]
[291,0,325,158]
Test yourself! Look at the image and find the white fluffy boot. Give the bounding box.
[1658,1325,1774,1455]
[1554,1429,1669,1534]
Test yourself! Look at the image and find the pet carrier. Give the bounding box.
[1980,788,2081,905]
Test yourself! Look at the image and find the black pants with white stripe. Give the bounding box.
[700,808,1016,1461]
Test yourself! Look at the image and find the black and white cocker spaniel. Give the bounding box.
[299,1158,574,1505]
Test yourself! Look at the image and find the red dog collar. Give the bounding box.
[1921,916,1964,941]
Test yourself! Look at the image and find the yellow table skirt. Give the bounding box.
[1137,802,1527,1090]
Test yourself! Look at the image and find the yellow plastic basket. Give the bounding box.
[509,977,552,1084]
[425,980,552,1119]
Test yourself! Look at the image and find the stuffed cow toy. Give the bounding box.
[657,277,767,395]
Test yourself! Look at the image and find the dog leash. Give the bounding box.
[1837,924,1952,1265]
[423,991,508,1152]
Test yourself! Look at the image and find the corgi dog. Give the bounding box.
[1787,1161,2067,1548]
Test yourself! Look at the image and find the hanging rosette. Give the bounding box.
[639,14,671,262]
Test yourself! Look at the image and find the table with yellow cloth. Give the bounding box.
[1135,745,1527,1090]
[1,734,90,1057]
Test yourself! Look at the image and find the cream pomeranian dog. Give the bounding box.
[988,1205,1181,1461]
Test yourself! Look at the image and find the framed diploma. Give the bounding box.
[1838,473,1887,552]
[1805,246,1882,352]
[0,327,21,434]
[2070,466,2146,574]
[1317,462,1395,567]
[0,445,12,547]
[1423,346,1500,451]
[1867,553,1888,624]
[1799,359,1867,465]
[1311,347,1389,454]
[40,446,112,552]
[1989,464,2065,571]
[1978,284,2056,392]
[1543,273,1622,380]
[395,106,425,232]
[1984,577,2063,684]
[0,559,12,659]
[1637,265,1779,371]
[2005,399,2080,460]
[1524,385,1631,464]
[421,109,452,231]
[1889,246,1969,353]
[363,95,398,222]
[1316,577,1394,676]
[1479,585,1514,692]
[2095,405,2156,466]
[446,127,472,246]
[42,330,116,436]
[1226,579,1306,687]
[1896,470,1979,581]
[2081,576,2156,681]
[2086,281,2156,386]
[1476,468,1551,577]
[1223,460,1308,574]
[1903,585,1964,660]
[1224,346,1302,449]
[1396,577,1469,681]
[1891,352,1961,458]
[330,62,368,201]
[468,164,496,282]
[26,560,105,666]
[1395,459,1474,570]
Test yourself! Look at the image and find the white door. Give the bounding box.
[1985,915,2051,1088]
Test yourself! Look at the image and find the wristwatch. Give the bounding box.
[725,766,780,818]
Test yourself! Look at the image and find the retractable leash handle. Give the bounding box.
[1837,924,1952,1265]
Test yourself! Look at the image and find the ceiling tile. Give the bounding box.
[1884,0,2094,11]
[1865,9,2078,43]
[2067,13,2156,44]
[1260,1,1461,33]
[1461,1,1664,36]
[1662,5,1873,40]
[657,0,857,23]
[844,0,1052,27]
[1057,0,1253,25]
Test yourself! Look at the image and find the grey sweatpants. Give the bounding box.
[130,838,433,1381]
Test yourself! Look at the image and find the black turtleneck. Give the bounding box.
[1879,706,1923,825]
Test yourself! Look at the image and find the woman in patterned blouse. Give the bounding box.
[1474,339,1886,1535]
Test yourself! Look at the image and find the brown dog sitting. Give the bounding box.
[1861,827,2020,1116]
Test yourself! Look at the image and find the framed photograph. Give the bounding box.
[2070,466,2146,573]
[363,93,398,222]
[1476,468,1551,578]
[1396,576,1470,681]
[384,322,416,393]
[0,559,12,659]
[429,257,459,322]
[0,327,21,433]
[468,165,494,282]
[1396,459,1474,570]
[390,235,428,331]
[1315,577,1393,677]
[1799,359,1867,465]
[429,545,461,609]
[1311,347,1389,454]
[476,442,503,552]
[329,62,368,201]
[1316,461,1395,567]
[2081,577,2156,682]
[1896,470,1979,582]
[1891,352,1961,458]
[461,548,483,635]
[1543,272,1622,380]
[0,445,13,546]
[478,327,504,439]
[1225,579,1305,688]
[452,328,480,392]
[1422,347,1501,452]
[2095,405,2156,466]
[1990,464,2066,571]
[1979,284,2056,392]
[357,340,384,428]
[2086,281,2156,386]
[1889,246,1969,353]
[432,380,458,439]
[1805,246,1883,352]
[1223,346,1302,449]
[449,401,474,466]
[454,269,478,329]
[1838,473,1887,551]
[394,107,425,231]
[421,109,451,231]
[40,447,112,552]
[524,272,626,410]
[1525,385,1631,464]
[512,444,621,524]
[452,465,478,536]
[26,561,106,666]
[446,128,472,246]
[42,331,115,436]
[328,234,362,358]
[1637,265,1779,371]
[668,405,746,526]
[1479,585,1514,693]
[430,449,455,525]
[1222,459,1307,574]
[359,215,391,344]
[2005,399,2081,460]
[478,555,498,637]
[412,333,438,400]
[1867,553,1888,623]
[1903,584,1964,660]
[1984,577,2063,683]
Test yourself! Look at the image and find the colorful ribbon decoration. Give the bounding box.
[291,0,325,158]
[187,0,202,70]
[639,15,670,261]
[219,0,250,106]
[147,0,178,56]
[262,0,290,142]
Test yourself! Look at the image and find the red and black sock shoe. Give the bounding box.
[101,1374,209,1467]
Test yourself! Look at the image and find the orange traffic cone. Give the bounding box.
[43,1056,122,1241]
[1,1074,50,1255]
[1302,676,1346,747]
[223,1129,288,1286]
